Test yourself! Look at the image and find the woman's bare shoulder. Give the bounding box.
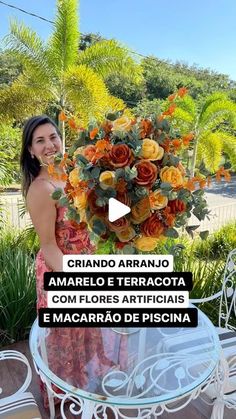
[26,178,55,207]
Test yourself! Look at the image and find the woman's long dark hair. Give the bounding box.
[20,115,61,197]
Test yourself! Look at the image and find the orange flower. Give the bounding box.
[140,119,153,138]
[108,217,129,233]
[199,179,207,189]
[109,144,133,168]
[60,173,68,182]
[172,139,182,150]
[59,111,67,122]
[182,133,194,146]
[116,178,127,193]
[88,190,108,217]
[116,226,135,242]
[162,207,176,227]
[162,138,171,153]
[168,93,176,102]
[101,121,113,134]
[131,196,151,224]
[160,166,184,188]
[47,163,55,176]
[135,160,158,188]
[141,213,165,238]
[149,189,168,210]
[207,176,211,187]
[96,139,111,153]
[184,179,195,191]
[168,199,186,214]
[135,236,159,252]
[90,127,99,140]
[163,104,176,116]
[116,192,131,208]
[68,118,77,130]
[177,87,188,97]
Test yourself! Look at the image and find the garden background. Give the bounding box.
[0,0,236,346]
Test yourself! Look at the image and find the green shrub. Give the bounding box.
[0,247,36,346]
[194,221,236,260]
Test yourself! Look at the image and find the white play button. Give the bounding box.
[108,198,131,222]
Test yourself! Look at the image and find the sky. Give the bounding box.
[0,0,236,80]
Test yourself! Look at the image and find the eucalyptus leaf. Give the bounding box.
[164,228,179,238]
[51,188,63,200]
[199,230,209,240]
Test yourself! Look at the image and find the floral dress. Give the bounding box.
[36,206,127,407]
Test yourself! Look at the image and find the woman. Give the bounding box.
[21,115,122,409]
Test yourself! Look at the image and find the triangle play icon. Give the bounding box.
[108,198,131,222]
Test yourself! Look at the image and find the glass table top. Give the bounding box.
[29,308,221,406]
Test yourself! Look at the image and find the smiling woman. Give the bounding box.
[19,115,103,409]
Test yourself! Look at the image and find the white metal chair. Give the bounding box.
[190,248,236,418]
[0,350,42,419]
[158,248,236,418]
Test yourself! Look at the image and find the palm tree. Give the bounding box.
[171,92,236,175]
[0,0,141,148]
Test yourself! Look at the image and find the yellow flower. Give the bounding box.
[131,196,150,224]
[160,166,184,188]
[112,116,132,132]
[99,171,116,190]
[141,138,164,160]
[73,191,87,211]
[69,167,80,187]
[149,189,168,210]
[135,236,159,252]
[116,227,136,242]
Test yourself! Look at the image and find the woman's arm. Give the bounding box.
[26,181,63,271]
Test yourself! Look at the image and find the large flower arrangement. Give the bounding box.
[51,89,211,253]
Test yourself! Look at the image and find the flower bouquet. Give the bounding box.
[50,92,211,254]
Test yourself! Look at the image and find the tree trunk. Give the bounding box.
[190,133,198,177]
[58,97,66,153]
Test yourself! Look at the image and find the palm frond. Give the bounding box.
[198,92,229,120]
[0,76,51,121]
[198,92,236,127]
[78,40,142,82]
[218,131,236,170]
[175,95,196,117]
[64,65,110,122]
[198,132,223,172]
[48,0,79,75]
[172,107,194,132]
[5,20,52,81]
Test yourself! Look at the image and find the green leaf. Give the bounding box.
[199,230,209,240]
[186,225,200,238]
[164,228,179,238]
[76,154,89,165]
[92,219,106,235]
[96,198,107,207]
[51,188,63,200]
[67,207,80,223]
[122,245,136,254]
[124,166,137,181]
[91,167,101,179]
[58,196,70,207]
[160,182,172,190]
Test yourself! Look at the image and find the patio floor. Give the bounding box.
[1,340,235,418]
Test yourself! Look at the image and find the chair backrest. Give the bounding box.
[190,248,236,330]
[219,248,236,330]
[0,350,32,402]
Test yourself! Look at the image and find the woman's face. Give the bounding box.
[29,123,62,165]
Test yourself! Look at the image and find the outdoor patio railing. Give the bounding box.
[1,193,236,233]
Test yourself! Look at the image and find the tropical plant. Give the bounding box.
[0,0,141,148]
[0,122,21,186]
[166,92,236,175]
